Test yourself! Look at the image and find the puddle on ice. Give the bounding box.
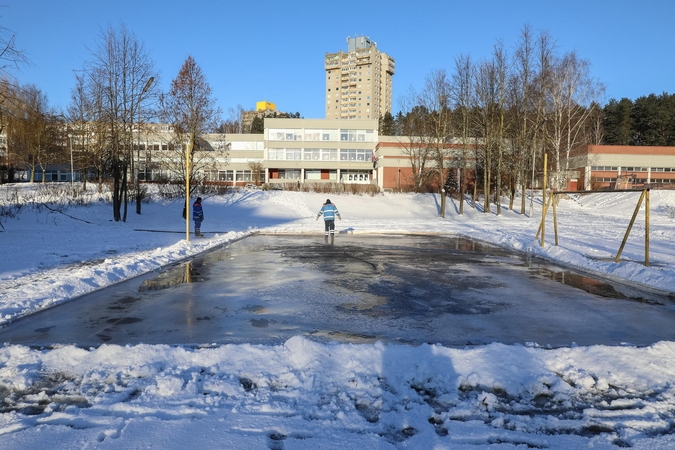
[0,234,673,348]
[527,267,667,304]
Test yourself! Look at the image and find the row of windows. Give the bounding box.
[133,144,165,151]
[304,148,338,161]
[203,170,264,182]
[277,169,301,179]
[342,171,370,182]
[592,166,675,172]
[274,170,370,182]
[594,177,647,183]
[592,177,675,183]
[268,148,301,160]
[268,148,373,162]
[267,128,375,142]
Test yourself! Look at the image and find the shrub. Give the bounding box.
[662,204,675,219]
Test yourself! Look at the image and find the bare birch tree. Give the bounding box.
[418,69,454,217]
[396,87,434,191]
[82,24,158,221]
[450,54,475,215]
[546,51,604,190]
[0,20,29,182]
[6,85,59,182]
[491,41,510,215]
[474,59,499,213]
[511,25,537,214]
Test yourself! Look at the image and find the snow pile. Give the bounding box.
[1,337,675,448]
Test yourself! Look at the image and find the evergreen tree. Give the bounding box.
[379,112,395,136]
[632,93,675,146]
[603,98,634,145]
[603,93,675,146]
[250,116,264,134]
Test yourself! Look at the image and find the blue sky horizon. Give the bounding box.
[4,0,674,121]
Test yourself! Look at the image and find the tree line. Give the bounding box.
[377,25,608,217]
[603,93,675,146]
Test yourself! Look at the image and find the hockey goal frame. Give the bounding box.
[536,188,650,267]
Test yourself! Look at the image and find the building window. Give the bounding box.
[304,148,321,160]
[268,129,302,141]
[306,129,339,141]
[322,149,337,161]
[269,148,301,160]
[305,170,321,180]
[341,170,370,183]
[219,170,234,181]
[236,170,253,182]
[339,129,374,142]
[278,169,300,179]
[340,149,371,161]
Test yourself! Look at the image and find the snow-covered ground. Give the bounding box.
[1,184,674,449]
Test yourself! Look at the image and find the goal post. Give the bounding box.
[537,189,651,267]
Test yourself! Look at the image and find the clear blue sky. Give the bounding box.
[3,0,674,120]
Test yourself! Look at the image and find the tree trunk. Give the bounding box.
[113,161,121,222]
[483,150,491,213]
[459,166,464,215]
[439,185,446,218]
[520,167,526,214]
[122,164,128,222]
[496,149,502,215]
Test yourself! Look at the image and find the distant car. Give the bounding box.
[244,183,259,190]
[270,184,283,190]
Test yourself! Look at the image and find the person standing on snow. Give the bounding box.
[193,197,204,237]
[316,198,341,239]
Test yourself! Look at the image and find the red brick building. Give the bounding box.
[567,145,675,190]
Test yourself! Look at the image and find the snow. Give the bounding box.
[1,184,675,449]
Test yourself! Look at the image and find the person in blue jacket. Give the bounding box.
[316,198,341,239]
[193,197,204,237]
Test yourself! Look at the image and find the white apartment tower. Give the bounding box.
[324,36,395,120]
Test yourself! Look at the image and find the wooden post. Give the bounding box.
[645,189,650,267]
[535,194,553,241]
[615,190,646,263]
[552,192,559,246]
[182,262,190,283]
[540,153,547,247]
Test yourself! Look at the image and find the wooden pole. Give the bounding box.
[645,189,650,267]
[540,153,547,247]
[615,190,646,263]
[552,193,559,246]
[535,194,553,240]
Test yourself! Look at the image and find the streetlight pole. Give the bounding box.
[136,77,154,214]
[397,159,400,190]
[69,133,74,185]
[185,132,193,242]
